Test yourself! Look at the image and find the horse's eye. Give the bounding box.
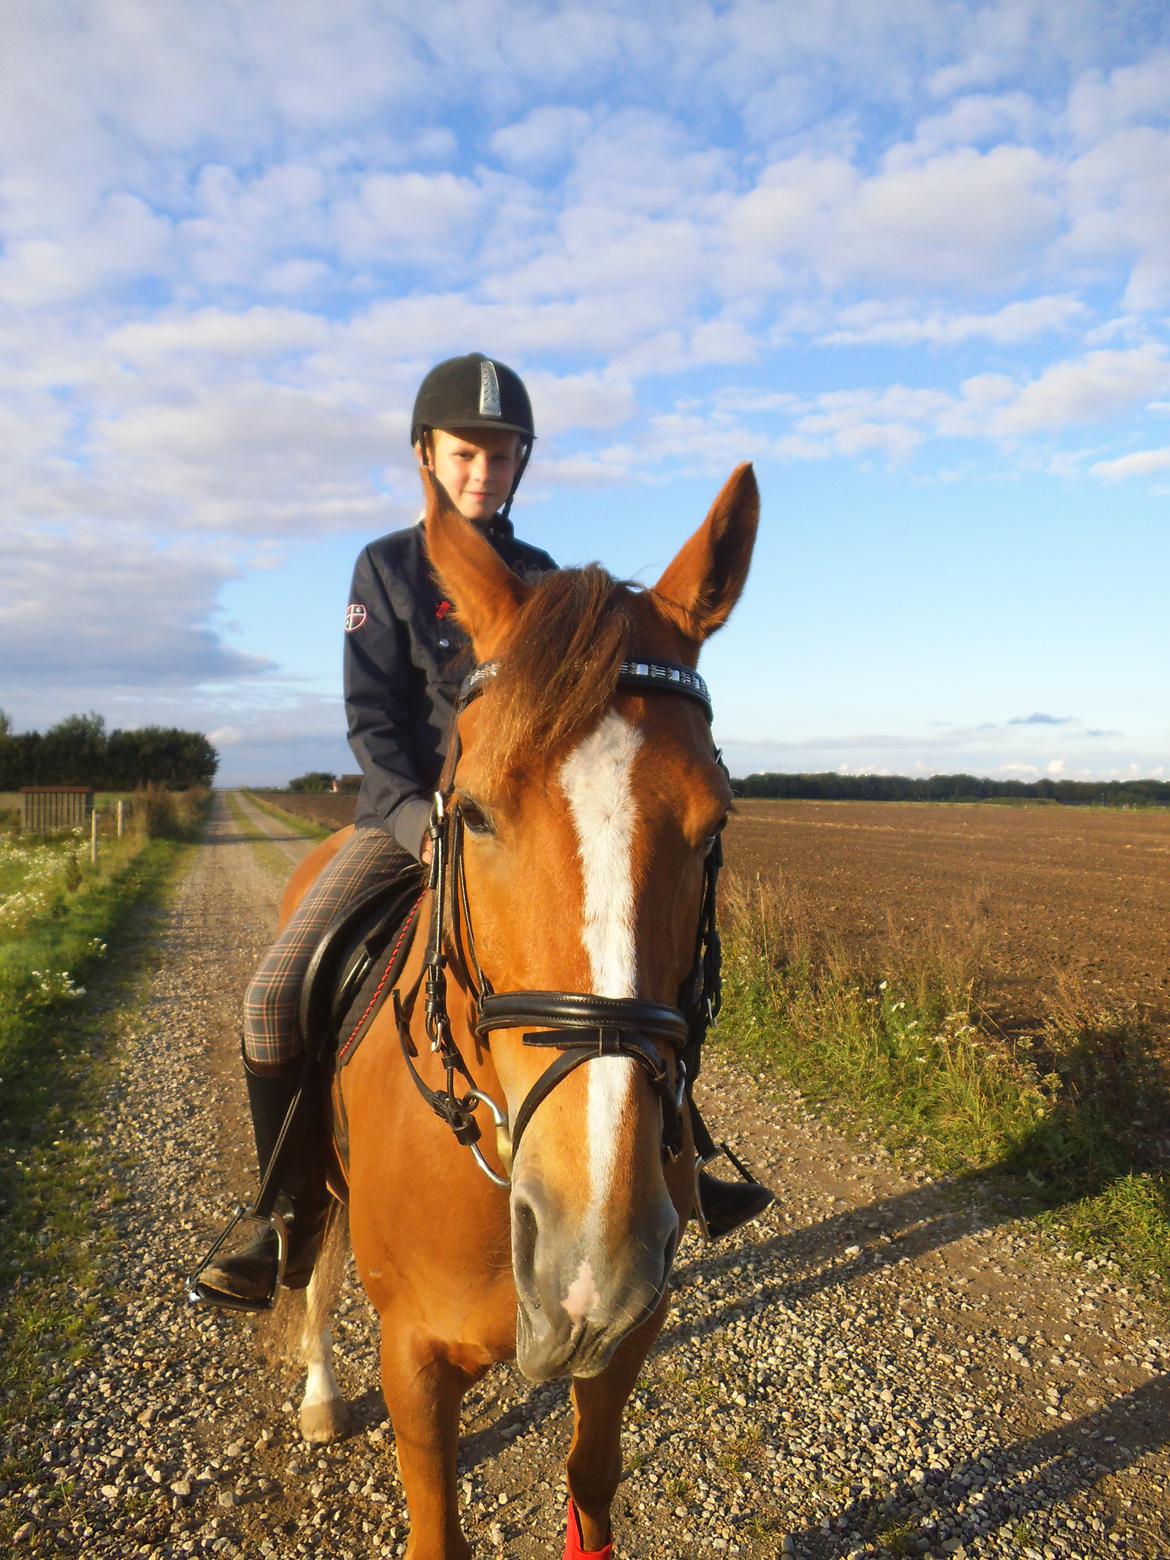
[702,818,728,855]
[460,799,495,837]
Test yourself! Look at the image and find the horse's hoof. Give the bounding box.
[299,1396,351,1443]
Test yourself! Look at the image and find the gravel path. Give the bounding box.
[4,793,1169,1558]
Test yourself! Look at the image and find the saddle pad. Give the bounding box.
[325,885,425,1187]
[334,889,425,1066]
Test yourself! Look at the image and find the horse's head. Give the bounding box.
[424,465,758,1382]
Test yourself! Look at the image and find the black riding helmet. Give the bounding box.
[411,353,535,519]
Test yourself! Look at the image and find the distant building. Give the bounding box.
[331,774,363,793]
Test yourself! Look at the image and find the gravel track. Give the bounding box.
[4,794,1169,1558]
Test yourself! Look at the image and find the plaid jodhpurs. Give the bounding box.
[243,826,415,1069]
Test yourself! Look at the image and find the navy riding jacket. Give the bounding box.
[343,516,556,859]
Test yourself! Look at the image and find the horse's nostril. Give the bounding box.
[511,1191,541,1309]
[662,1225,679,1287]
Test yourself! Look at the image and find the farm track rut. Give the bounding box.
[5,793,1170,1558]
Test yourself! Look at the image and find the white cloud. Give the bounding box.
[1065,127,1170,308]
[891,91,1041,162]
[523,371,636,436]
[984,346,1170,436]
[821,294,1086,346]
[109,306,329,363]
[1089,447,1170,481]
[332,171,485,263]
[834,146,1059,289]
[0,524,271,686]
[0,194,172,306]
[1066,50,1170,142]
[728,144,1060,294]
[491,107,594,172]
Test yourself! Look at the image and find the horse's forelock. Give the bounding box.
[474,565,634,784]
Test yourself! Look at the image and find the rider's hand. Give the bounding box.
[420,836,433,866]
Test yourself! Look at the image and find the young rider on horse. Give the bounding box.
[197,353,770,1311]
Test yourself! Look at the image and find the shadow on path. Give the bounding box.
[787,1373,1170,1558]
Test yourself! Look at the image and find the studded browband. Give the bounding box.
[459,659,713,721]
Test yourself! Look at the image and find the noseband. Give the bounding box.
[396,658,724,1188]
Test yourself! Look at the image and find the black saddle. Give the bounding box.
[297,867,427,1070]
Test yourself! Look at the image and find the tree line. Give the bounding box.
[731,771,1170,807]
[0,711,218,789]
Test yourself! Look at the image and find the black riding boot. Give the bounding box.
[691,1100,775,1240]
[195,1055,331,1308]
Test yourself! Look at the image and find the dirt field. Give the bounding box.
[254,791,1170,1037]
[724,800,1170,1037]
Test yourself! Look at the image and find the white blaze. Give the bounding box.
[559,712,643,1257]
[560,711,643,998]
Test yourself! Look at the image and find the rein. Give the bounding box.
[396,658,725,1188]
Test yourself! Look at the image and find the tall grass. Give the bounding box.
[716,874,1170,1292]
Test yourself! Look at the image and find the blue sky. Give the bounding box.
[2,0,1168,785]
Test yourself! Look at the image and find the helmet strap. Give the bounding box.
[501,441,532,523]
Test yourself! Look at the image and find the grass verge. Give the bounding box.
[0,793,209,1484]
[225,789,313,880]
[716,875,1170,1299]
[240,789,333,841]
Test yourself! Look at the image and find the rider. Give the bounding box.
[197,352,768,1310]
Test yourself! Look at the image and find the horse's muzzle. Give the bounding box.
[510,1175,679,1382]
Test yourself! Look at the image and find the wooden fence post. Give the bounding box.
[116,799,124,837]
[91,807,99,864]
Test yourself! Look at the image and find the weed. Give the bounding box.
[874,1518,917,1555]
[716,1423,765,1474]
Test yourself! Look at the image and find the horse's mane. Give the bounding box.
[477,564,635,783]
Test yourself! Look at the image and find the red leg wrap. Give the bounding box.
[564,1498,614,1559]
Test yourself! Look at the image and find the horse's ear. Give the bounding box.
[651,462,759,645]
[422,469,532,661]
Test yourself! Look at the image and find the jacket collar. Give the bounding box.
[415,510,515,539]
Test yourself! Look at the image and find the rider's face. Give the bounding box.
[420,427,523,522]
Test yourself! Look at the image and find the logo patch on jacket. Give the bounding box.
[344,603,368,632]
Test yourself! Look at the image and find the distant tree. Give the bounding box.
[42,712,108,783]
[728,770,1170,808]
[288,771,336,793]
[0,713,216,788]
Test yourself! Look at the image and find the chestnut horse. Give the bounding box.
[283,463,759,1559]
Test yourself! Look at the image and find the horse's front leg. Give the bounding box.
[380,1322,479,1560]
[565,1301,668,1558]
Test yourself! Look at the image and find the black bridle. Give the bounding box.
[395,658,724,1188]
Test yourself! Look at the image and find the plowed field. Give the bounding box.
[252,791,1170,1036]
